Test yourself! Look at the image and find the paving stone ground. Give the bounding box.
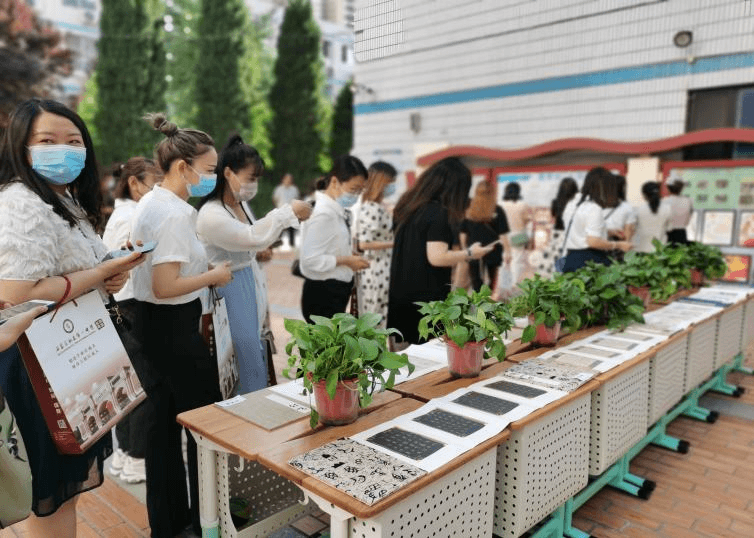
[2,249,753,537]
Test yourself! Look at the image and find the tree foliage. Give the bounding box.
[195,0,248,145]
[268,0,328,192]
[330,81,353,158]
[95,0,164,165]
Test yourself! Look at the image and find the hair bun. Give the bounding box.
[227,133,244,147]
[145,112,179,137]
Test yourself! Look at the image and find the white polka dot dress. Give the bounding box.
[356,201,393,328]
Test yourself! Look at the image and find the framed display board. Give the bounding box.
[701,211,736,246]
[722,255,751,283]
[738,211,754,247]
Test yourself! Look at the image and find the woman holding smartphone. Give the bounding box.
[197,134,311,394]
[0,99,144,538]
[129,114,232,537]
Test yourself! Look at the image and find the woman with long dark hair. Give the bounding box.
[388,157,493,344]
[665,179,693,244]
[0,99,144,538]
[633,181,671,253]
[197,134,311,393]
[299,155,370,323]
[560,167,632,272]
[538,177,578,277]
[499,182,532,293]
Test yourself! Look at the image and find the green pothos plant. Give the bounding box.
[686,242,727,280]
[416,285,514,360]
[509,274,584,343]
[283,312,413,428]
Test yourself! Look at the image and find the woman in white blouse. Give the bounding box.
[561,167,632,272]
[101,157,159,484]
[0,99,143,538]
[300,156,370,323]
[196,135,311,394]
[129,114,232,538]
[664,179,693,244]
[633,181,672,253]
[603,175,637,242]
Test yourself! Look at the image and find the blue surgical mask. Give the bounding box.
[29,144,86,185]
[337,192,359,209]
[383,183,397,198]
[186,165,217,198]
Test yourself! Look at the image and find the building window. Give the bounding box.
[686,85,754,160]
[322,40,330,58]
[341,45,348,63]
[354,0,404,62]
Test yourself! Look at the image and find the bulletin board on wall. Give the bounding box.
[663,160,754,285]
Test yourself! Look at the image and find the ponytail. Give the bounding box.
[642,181,661,214]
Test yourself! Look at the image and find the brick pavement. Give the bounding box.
[3,250,754,537]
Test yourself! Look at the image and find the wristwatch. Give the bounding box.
[466,247,473,259]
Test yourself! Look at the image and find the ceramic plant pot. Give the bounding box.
[690,269,705,287]
[446,339,486,378]
[528,315,561,346]
[312,377,360,426]
[628,285,651,308]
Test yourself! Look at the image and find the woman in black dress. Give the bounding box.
[388,157,494,344]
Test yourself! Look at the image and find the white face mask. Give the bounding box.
[234,181,258,202]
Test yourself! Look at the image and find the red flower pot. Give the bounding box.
[690,269,704,287]
[311,377,360,426]
[628,285,651,308]
[446,339,486,378]
[528,315,561,346]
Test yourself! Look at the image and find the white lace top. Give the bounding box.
[0,182,107,282]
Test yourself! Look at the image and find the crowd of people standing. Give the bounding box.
[0,97,694,538]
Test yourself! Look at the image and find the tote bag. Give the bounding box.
[0,388,32,528]
[201,290,239,399]
[17,290,146,455]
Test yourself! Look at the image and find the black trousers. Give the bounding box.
[562,248,612,273]
[301,278,353,324]
[667,228,688,245]
[469,259,500,291]
[134,299,221,537]
[113,299,151,459]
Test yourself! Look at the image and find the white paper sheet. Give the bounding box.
[268,378,312,405]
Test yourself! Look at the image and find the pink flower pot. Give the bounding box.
[690,269,704,287]
[628,285,651,308]
[528,315,561,346]
[446,339,486,378]
[312,377,360,426]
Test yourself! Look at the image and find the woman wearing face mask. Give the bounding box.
[197,134,311,394]
[129,114,232,538]
[300,155,370,323]
[0,99,144,538]
[101,157,160,485]
[354,161,397,328]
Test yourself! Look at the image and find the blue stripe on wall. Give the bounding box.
[354,51,754,115]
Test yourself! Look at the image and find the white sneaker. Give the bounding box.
[108,448,126,477]
[120,456,146,483]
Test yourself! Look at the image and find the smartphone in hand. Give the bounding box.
[102,241,158,262]
[0,300,56,325]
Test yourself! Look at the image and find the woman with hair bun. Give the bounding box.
[129,113,232,537]
[197,134,311,394]
[632,181,672,253]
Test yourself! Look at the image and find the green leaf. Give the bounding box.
[522,324,536,343]
[447,325,470,346]
[325,369,339,400]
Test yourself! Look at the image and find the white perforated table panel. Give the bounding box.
[589,361,649,475]
[685,318,718,393]
[648,334,688,425]
[715,305,744,369]
[743,298,754,348]
[493,393,591,538]
[348,448,496,538]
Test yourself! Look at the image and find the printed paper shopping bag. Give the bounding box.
[16,291,146,455]
[201,291,239,399]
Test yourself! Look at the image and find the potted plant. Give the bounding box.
[686,242,727,285]
[621,241,690,304]
[283,312,413,428]
[565,262,646,329]
[417,285,514,377]
[510,274,583,346]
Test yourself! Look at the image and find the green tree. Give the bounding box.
[95,0,164,164]
[163,0,200,127]
[268,0,328,192]
[330,82,353,158]
[194,0,247,145]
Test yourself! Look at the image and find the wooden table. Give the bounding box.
[258,398,510,537]
[176,388,401,538]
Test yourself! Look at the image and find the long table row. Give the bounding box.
[177,286,754,538]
